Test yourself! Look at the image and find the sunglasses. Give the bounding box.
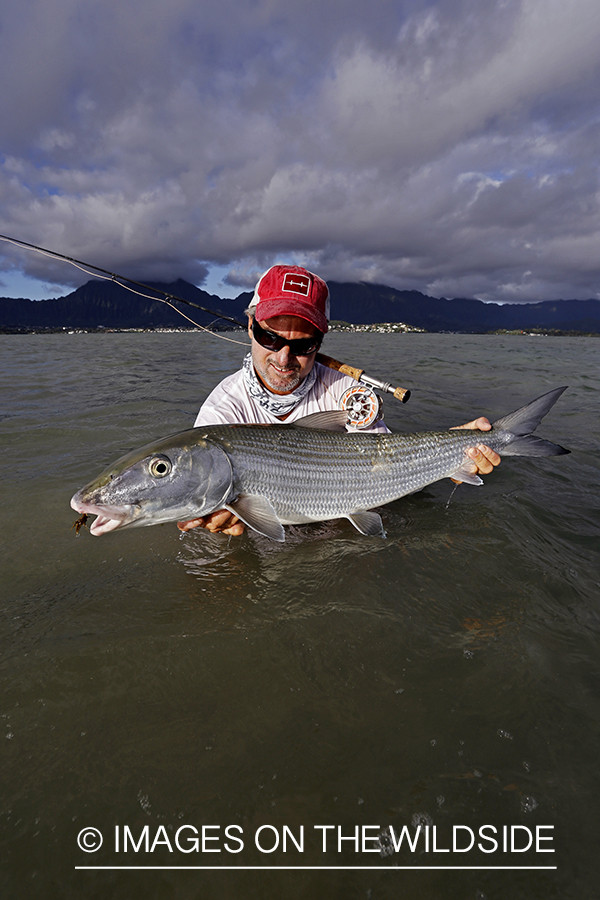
[251,319,323,356]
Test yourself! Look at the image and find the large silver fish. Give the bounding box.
[71,387,569,541]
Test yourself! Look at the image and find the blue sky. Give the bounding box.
[1,0,599,304]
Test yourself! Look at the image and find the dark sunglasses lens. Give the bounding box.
[252,321,320,355]
[253,322,284,350]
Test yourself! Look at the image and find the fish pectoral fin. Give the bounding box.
[292,411,349,431]
[225,495,285,542]
[449,461,484,486]
[346,510,386,537]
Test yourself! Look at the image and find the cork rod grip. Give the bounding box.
[316,353,411,403]
[316,353,364,382]
[393,386,411,403]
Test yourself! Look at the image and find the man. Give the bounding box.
[178,265,500,536]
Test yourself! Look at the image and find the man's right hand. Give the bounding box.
[177,509,246,536]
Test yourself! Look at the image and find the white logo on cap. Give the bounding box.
[282,272,310,296]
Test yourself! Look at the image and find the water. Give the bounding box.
[1,331,599,899]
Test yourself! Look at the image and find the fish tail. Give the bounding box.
[493,386,570,457]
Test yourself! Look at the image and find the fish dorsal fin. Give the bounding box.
[225,494,285,542]
[292,411,349,431]
[346,510,386,537]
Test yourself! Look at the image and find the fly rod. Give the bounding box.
[0,233,244,327]
[316,353,410,403]
[1,233,411,404]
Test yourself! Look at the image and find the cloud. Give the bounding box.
[1,0,599,301]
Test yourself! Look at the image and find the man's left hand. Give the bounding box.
[450,417,501,481]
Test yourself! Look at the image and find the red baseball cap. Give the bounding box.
[249,265,330,333]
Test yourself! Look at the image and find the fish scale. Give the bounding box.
[205,425,512,522]
[71,387,569,541]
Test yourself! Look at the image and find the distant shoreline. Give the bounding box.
[3,278,599,333]
[1,324,598,337]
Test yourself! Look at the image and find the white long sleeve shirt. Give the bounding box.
[194,360,389,432]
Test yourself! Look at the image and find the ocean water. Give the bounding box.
[1,331,599,900]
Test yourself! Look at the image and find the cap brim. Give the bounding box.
[254,298,328,333]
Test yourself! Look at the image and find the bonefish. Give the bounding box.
[71,387,569,541]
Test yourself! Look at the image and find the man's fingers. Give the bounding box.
[451,443,502,483]
[177,509,245,535]
[177,517,206,532]
[450,416,492,432]
[221,521,246,536]
[204,509,236,531]
[467,444,501,473]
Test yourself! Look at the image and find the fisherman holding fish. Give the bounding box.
[71,263,567,540]
[178,265,501,537]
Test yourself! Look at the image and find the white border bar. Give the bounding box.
[76,865,557,871]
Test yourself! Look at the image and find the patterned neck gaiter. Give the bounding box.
[242,353,318,417]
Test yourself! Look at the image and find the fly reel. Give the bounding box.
[339,384,383,429]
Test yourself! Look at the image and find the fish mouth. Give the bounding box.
[70,494,133,536]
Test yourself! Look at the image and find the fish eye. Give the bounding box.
[148,455,172,478]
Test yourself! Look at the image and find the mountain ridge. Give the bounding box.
[1,278,599,333]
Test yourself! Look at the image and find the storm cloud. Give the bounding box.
[1,0,599,301]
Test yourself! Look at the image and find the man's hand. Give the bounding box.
[177,509,246,536]
[450,417,501,481]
